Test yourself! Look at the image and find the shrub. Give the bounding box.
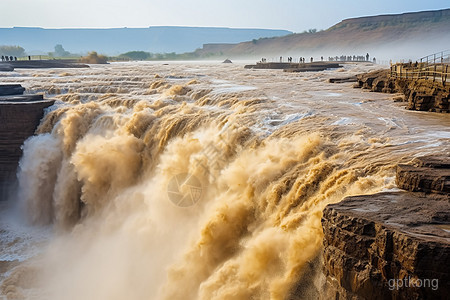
[80,51,108,64]
[0,45,25,57]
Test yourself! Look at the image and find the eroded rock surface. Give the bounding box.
[322,192,449,300]
[397,156,450,194]
[322,156,450,299]
[354,68,450,112]
[0,85,55,200]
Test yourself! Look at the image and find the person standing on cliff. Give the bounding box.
[366,53,370,61]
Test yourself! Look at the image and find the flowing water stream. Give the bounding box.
[0,61,449,300]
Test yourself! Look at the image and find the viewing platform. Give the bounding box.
[351,50,450,113]
[244,61,342,72]
[0,59,89,71]
[390,50,450,87]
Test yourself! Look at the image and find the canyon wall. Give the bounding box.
[0,86,54,200]
[321,156,450,299]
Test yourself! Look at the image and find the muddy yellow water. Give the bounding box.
[0,61,449,300]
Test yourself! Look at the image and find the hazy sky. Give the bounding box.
[1,0,448,32]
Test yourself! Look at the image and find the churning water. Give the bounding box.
[0,61,449,299]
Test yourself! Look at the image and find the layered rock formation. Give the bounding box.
[192,9,450,60]
[321,157,450,299]
[0,85,55,200]
[0,84,25,96]
[397,156,450,194]
[354,68,450,113]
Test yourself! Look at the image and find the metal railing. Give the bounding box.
[390,51,450,86]
[419,50,450,64]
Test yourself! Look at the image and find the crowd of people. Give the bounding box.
[1,55,18,62]
[260,53,376,64]
[328,53,375,63]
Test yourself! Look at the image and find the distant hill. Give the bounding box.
[196,9,450,61]
[0,26,292,55]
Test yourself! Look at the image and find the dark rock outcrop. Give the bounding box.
[0,84,25,96]
[321,156,450,299]
[401,79,450,112]
[397,156,450,194]
[322,192,449,300]
[0,85,55,200]
[0,65,14,72]
[328,76,358,83]
[354,68,450,112]
[0,60,89,69]
[354,69,395,93]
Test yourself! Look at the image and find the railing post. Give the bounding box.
[445,65,448,86]
[433,64,436,82]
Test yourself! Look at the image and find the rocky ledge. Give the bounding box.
[321,156,450,299]
[397,156,450,194]
[352,69,450,113]
[0,85,55,201]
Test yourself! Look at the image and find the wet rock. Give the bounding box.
[403,79,450,112]
[396,156,450,194]
[2,60,89,69]
[0,64,14,72]
[0,85,25,96]
[329,76,358,83]
[222,59,232,63]
[354,68,450,112]
[321,191,450,300]
[355,70,389,92]
[0,85,55,200]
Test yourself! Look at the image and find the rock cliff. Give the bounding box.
[193,9,450,60]
[321,157,450,299]
[0,85,54,200]
[354,68,450,113]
